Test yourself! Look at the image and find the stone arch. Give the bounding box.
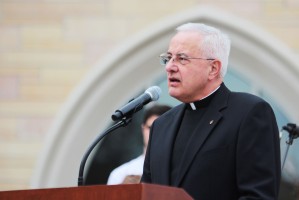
[31,6,299,188]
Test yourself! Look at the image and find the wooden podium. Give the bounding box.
[0,183,193,200]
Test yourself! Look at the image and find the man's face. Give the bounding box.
[165,31,214,103]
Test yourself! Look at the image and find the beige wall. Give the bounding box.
[0,0,299,191]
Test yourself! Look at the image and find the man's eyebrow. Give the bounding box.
[177,52,188,56]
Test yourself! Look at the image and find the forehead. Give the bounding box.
[168,31,202,54]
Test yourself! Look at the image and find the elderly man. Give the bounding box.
[141,23,281,200]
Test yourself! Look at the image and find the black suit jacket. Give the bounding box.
[141,84,281,200]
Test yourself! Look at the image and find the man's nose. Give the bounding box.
[165,60,178,72]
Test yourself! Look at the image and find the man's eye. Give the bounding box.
[179,56,188,61]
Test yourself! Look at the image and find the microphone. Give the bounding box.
[111,86,162,121]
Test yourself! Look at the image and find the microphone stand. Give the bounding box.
[78,117,132,186]
[280,123,299,171]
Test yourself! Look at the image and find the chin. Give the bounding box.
[169,90,180,99]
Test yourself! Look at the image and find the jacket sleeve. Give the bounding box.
[236,101,281,200]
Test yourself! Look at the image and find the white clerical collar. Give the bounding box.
[189,85,221,111]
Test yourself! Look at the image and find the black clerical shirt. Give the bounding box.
[170,88,219,184]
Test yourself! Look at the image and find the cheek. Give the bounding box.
[190,67,209,81]
[184,70,208,91]
[183,70,201,84]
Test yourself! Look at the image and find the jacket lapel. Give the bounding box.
[174,84,230,186]
[154,104,186,185]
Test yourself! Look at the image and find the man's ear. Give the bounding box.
[208,60,222,79]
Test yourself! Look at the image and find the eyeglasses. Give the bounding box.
[159,53,215,65]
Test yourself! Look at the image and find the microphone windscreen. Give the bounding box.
[145,86,161,101]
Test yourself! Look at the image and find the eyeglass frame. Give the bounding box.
[159,52,215,65]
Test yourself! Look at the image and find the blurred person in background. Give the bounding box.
[107,104,171,185]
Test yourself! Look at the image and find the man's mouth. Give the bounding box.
[169,77,180,83]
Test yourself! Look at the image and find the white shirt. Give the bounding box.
[107,154,145,185]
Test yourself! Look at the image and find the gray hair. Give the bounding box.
[176,23,231,77]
